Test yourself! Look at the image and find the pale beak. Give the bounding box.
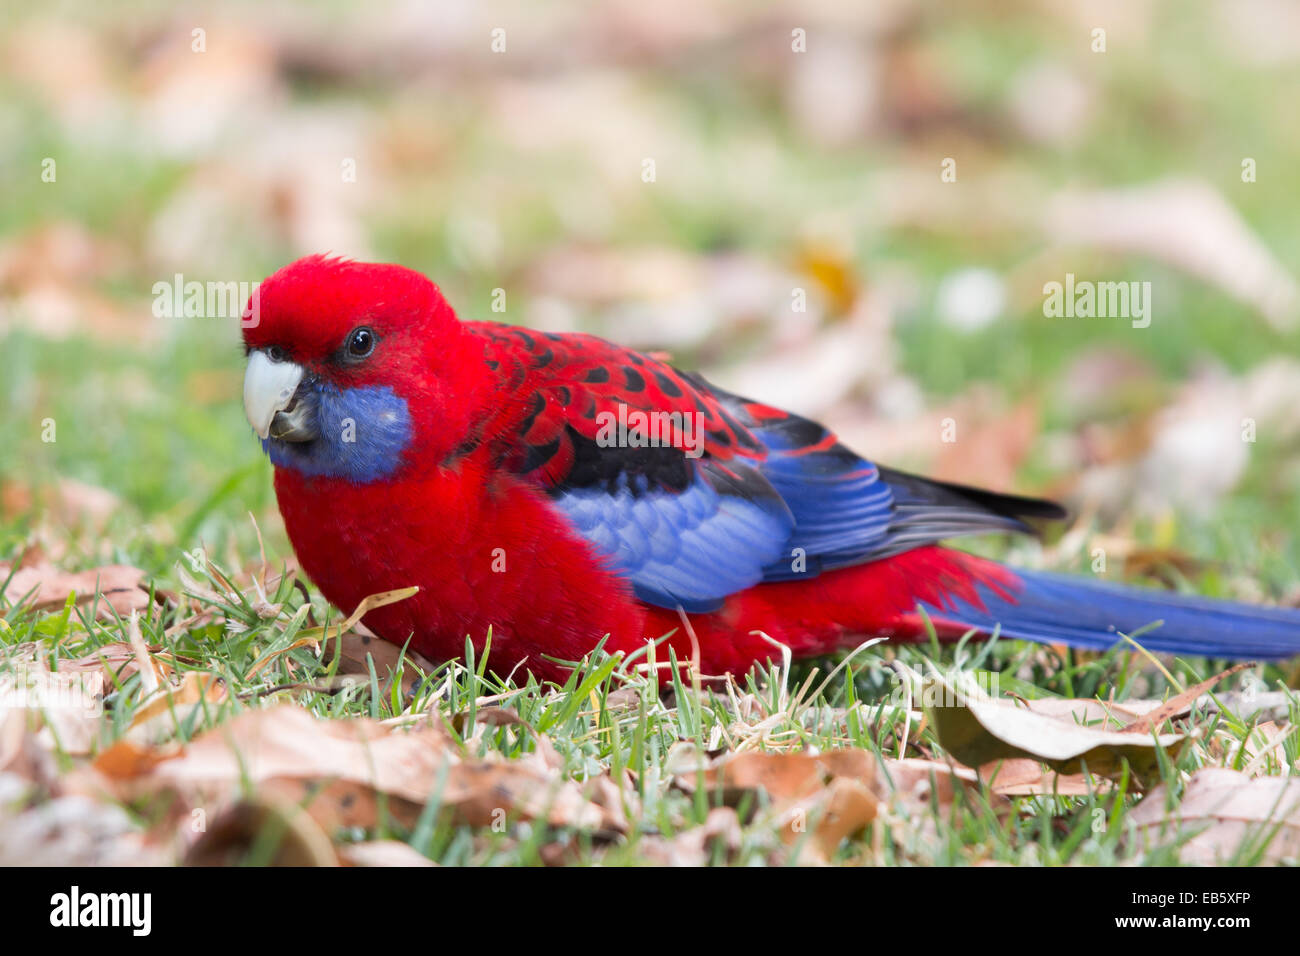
[243,350,305,439]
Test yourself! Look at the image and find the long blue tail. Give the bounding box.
[927,565,1300,660]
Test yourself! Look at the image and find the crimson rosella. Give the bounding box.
[240,255,1300,681]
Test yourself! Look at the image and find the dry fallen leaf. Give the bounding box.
[1130,768,1300,864]
[91,737,179,779]
[57,640,174,688]
[0,794,163,866]
[0,708,57,784]
[933,400,1040,492]
[451,706,533,737]
[183,796,339,867]
[126,671,228,742]
[638,806,742,866]
[922,672,1187,785]
[1016,696,1155,728]
[1045,179,1300,331]
[792,776,880,858]
[95,705,622,840]
[682,748,880,862]
[1,476,122,533]
[680,747,1013,861]
[1119,662,1255,735]
[880,757,982,810]
[977,758,1106,797]
[1229,721,1295,776]
[1,650,105,757]
[687,748,872,799]
[325,626,436,698]
[338,839,436,867]
[1019,685,1292,730]
[0,562,153,619]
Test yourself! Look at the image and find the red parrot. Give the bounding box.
[241,255,1300,682]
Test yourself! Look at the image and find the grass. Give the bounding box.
[3,543,1298,865]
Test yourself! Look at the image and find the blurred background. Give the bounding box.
[3,0,1300,603]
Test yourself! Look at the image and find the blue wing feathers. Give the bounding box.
[551,375,1062,609]
[550,465,793,612]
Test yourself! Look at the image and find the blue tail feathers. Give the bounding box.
[926,567,1300,660]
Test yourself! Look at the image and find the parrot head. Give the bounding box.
[241,255,488,482]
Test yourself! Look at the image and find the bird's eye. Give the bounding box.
[267,345,288,363]
[346,327,376,359]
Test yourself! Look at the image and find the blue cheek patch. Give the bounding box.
[263,384,413,483]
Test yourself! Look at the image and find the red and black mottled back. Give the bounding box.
[467,323,766,491]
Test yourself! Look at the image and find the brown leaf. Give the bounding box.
[1046,179,1300,331]
[260,777,423,832]
[243,586,422,683]
[638,807,741,866]
[0,562,153,619]
[1,651,106,757]
[104,705,622,837]
[785,776,879,860]
[113,704,447,803]
[686,748,881,862]
[880,757,981,811]
[183,797,338,867]
[1120,662,1255,735]
[436,761,620,832]
[93,738,179,779]
[1130,768,1300,864]
[0,708,57,784]
[338,839,436,867]
[933,400,1039,492]
[58,641,168,688]
[126,671,227,741]
[922,672,1186,785]
[1017,696,1153,728]
[0,795,164,866]
[1,477,122,533]
[304,586,421,645]
[695,748,877,803]
[326,627,435,697]
[978,758,1106,797]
